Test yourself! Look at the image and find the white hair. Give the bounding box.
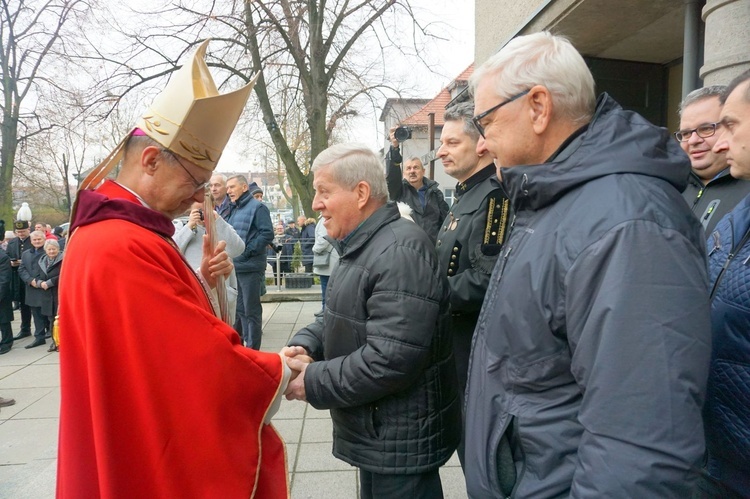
[470,31,596,126]
[312,143,388,203]
[44,239,60,250]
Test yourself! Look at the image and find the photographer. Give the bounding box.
[386,126,449,244]
[173,202,245,326]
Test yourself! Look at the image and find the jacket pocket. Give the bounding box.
[490,415,517,497]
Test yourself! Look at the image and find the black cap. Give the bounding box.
[14,220,29,230]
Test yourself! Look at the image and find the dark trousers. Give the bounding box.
[359,468,443,499]
[319,274,329,308]
[30,306,48,340]
[235,271,264,350]
[18,285,31,332]
[0,321,13,350]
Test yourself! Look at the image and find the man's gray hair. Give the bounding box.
[469,31,596,126]
[312,143,388,203]
[678,85,727,117]
[227,174,248,186]
[444,102,480,141]
[210,173,227,183]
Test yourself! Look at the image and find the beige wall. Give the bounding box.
[702,0,750,85]
[475,0,550,65]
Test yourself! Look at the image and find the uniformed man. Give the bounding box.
[6,220,33,339]
[435,101,510,467]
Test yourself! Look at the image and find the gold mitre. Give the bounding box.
[79,39,257,190]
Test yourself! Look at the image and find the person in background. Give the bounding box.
[226,174,274,350]
[282,219,300,276]
[209,173,232,221]
[7,220,32,332]
[17,230,47,349]
[174,201,245,327]
[699,69,750,498]
[311,216,338,315]
[250,182,264,201]
[38,239,62,352]
[385,140,450,244]
[677,85,750,233]
[0,222,14,355]
[53,226,66,251]
[464,31,710,497]
[299,216,315,273]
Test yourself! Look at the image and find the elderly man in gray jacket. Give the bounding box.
[464,32,711,498]
[283,143,460,499]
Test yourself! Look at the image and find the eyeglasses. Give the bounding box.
[472,89,531,138]
[162,150,209,192]
[674,123,720,142]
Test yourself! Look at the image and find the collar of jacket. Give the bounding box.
[232,191,252,209]
[500,93,692,212]
[403,176,440,195]
[330,202,399,257]
[455,163,496,199]
[688,167,732,189]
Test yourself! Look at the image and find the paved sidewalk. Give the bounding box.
[0,301,468,498]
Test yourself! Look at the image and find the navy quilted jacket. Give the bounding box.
[706,193,750,495]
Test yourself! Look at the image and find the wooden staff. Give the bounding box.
[204,191,230,324]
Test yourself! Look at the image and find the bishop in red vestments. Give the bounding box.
[56,40,289,498]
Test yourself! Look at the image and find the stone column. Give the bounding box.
[701,0,750,85]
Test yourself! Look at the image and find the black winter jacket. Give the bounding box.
[289,202,460,473]
[682,168,750,234]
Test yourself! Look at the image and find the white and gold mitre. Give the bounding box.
[80,39,257,190]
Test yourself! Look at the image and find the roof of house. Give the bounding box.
[401,64,474,127]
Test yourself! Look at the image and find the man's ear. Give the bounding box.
[355,181,372,209]
[528,85,553,135]
[140,146,162,176]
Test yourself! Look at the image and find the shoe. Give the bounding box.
[0,397,15,407]
[0,347,10,355]
[13,331,31,340]
[47,344,58,352]
[25,338,46,349]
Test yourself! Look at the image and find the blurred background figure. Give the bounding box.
[18,230,48,349]
[0,223,15,355]
[38,240,62,352]
[312,216,338,315]
[53,227,66,251]
[7,221,32,337]
[173,202,245,326]
[267,226,285,287]
[299,216,315,273]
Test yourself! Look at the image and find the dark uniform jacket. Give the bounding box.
[464,94,711,498]
[0,248,14,324]
[18,248,45,308]
[289,202,460,474]
[435,164,509,399]
[682,168,750,234]
[386,146,450,244]
[6,235,31,302]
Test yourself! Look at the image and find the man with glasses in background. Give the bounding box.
[677,86,750,234]
[463,31,711,498]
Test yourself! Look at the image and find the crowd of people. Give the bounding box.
[37,32,750,499]
[0,219,67,355]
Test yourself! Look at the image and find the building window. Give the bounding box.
[444,188,455,206]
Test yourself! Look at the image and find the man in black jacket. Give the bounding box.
[677,85,750,233]
[284,143,460,499]
[6,220,32,339]
[385,135,449,244]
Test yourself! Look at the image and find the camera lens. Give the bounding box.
[394,126,411,142]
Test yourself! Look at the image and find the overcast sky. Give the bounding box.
[218,0,475,171]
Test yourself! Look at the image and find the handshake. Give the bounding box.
[279,346,313,402]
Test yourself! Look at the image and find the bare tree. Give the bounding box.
[0,0,89,222]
